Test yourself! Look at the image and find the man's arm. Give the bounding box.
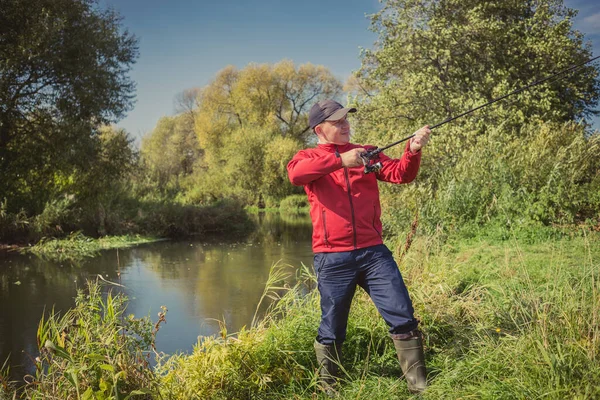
[287,151,342,186]
[287,148,367,186]
[375,141,422,184]
[375,125,430,184]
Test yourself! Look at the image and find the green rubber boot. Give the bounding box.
[314,340,342,396]
[391,330,427,394]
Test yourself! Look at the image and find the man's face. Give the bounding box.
[315,116,351,145]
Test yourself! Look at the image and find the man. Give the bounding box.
[286,99,431,394]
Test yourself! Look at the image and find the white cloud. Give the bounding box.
[581,12,600,34]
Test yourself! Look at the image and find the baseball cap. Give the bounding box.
[309,100,357,130]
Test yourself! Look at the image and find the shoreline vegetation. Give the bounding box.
[0,206,305,262]
[25,233,161,262]
[2,225,598,399]
[0,200,258,261]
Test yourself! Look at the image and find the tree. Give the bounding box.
[0,0,138,213]
[350,0,600,231]
[174,87,201,125]
[353,0,599,143]
[185,61,342,205]
[195,60,343,148]
[141,115,202,192]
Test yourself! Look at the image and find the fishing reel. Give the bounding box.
[360,150,383,174]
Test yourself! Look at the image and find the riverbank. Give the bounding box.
[24,233,161,261]
[1,200,256,262]
[3,227,599,399]
[1,199,254,249]
[159,227,600,399]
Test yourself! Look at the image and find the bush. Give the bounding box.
[14,280,163,399]
[279,194,310,215]
[379,122,600,238]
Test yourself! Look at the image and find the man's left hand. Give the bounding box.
[410,125,431,154]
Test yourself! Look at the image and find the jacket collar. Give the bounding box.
[316,142,353,153]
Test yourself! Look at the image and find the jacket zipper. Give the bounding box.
[322,209,330,247]
[336,146,357,249]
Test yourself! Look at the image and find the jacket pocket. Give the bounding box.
[322,208,331,247]
[372,203,382,238]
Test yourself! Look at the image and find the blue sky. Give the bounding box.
[102,0,600,141]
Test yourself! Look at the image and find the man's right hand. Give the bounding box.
[340,148,367,168]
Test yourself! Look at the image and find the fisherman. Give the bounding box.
[286,99,431,394]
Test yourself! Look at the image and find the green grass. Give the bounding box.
[3,228,599,399]
[278,194,310,215]
[158,228,600,399]
[25,232,159,261]
[7,279,162,399]
[245,206,281,213]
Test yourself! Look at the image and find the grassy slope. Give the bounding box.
[160,229,600,399]
[6,229,599,399]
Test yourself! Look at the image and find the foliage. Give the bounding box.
[195,61,342,146]
[378,121,600,236]
[349,0,600,237]
[26,232,157,262]
[0,198,29,242]
[156,262,321,399]
[140,114,202,193]
[12,280,163,399]
[261,136,304,201]
[352,0,600,169]
[279,194,310,215]
[133,199,254,239]
[355,0,598,131]
[140,61,333,206]
[0,194,253,246]
[0,358,15,399]
[189,61,339,205]
[0,0,139,214]
[157,229,600,399]
[4,229,600,398]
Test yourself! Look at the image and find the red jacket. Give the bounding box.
[287,141,421,253]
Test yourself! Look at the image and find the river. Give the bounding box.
[0,212,314,382]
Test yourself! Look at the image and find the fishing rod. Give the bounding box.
[361,54,600,174]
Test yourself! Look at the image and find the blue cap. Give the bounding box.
[309,100,357,130]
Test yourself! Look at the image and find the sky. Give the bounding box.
[101,0,600,142]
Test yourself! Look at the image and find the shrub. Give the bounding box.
[279,194,310,215]
[15,280,164,399]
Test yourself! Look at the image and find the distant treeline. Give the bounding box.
[1,0,599,244]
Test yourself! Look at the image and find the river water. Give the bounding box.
[0,212,314,381]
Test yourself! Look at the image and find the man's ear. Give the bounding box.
[314,124,322,135]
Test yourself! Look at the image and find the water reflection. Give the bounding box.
[0,212,314,381]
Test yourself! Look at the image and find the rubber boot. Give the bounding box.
[391,330,427,394]
[314,340,342,396]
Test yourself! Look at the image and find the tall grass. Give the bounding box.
[159,228,600,399]
[3,228,599,399]
[27,232,157,261]
[15,279,165,399]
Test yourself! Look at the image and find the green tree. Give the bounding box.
[351,0,600,232]
[187,61,341,205]
[0,0,138,213]
[195,60,342,148]
[353,0,599,143]
[141,114,202,193]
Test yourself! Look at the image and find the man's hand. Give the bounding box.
[410,125,431,153]
[340,148,367,168]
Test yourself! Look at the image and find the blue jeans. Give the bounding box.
[314,244,418,345]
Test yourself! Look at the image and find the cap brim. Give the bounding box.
[325,107,357,121]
